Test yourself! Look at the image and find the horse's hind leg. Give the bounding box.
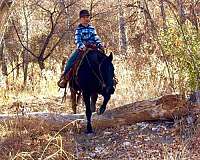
[77,91,82,105]
[82,92,93,133]
[90,93,98,112]
[70,88,77,114]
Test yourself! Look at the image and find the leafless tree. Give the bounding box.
[12,0,78,72]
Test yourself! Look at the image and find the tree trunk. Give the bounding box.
[159,0,167,31]
[118,0,127,55]
[38,59,45,71]
[93,94,192,129]
[16,55,20,79]
[0,0,13,45]
[0,40,8,76]
[11,60,14,81]
[188,2,199,33]
[22,50,29,86]
[176,0,186,24]
[22,0,30,86]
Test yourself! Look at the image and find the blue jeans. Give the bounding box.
[63,50,79,75]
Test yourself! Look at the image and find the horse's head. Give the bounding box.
[99,52,115,95]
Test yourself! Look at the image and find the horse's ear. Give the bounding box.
[108,52,113,62]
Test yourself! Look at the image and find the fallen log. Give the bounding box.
[93,94,193,129]
[0,94,198,131]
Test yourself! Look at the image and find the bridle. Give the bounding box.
[85,52,107,90]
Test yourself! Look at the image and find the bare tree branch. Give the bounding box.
[11,19,37,58]
[44,18,79,60]
[7,62,23,76]
[37,0,79,61]
[36,3,52,14]
[39,12,55,60]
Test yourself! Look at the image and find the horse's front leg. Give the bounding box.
[98,94,111,115]
[90,93,98,112]
[82,92,93,133]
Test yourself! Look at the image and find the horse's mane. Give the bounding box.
[86,49,108,66]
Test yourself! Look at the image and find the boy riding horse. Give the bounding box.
[58,9,104,88]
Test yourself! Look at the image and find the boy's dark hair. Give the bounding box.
[79,10,90,18]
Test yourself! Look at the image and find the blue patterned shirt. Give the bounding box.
[75,24,102,49]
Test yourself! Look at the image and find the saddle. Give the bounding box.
[69,48,92,80]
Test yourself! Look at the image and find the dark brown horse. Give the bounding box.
[60,48,115,133]
[68,48,115,133]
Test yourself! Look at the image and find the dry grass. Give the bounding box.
[0,117,78,160]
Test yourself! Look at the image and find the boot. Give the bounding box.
[57,73,68,88]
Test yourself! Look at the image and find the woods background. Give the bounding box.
[0,0,199,105]
[0,0,200,159]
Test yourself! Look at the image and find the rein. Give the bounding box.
[74,47,107,90]
[85,54,106,89]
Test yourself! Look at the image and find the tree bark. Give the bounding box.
[0,0,13,45]
[22,49,29,86]
[159,0,167,31]
[16,55,20,78]
[176,0,186,24]
[188,2,199,33]
[118,0,127,55]
[0,40,8,76]
[22,0,30,86]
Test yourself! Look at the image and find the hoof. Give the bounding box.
[97,106,106,115]
[86,123,93,135]
[85,130,94,135]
